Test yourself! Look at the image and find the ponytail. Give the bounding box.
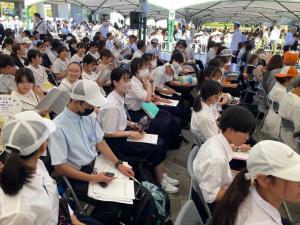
[193,93,203,112]
[0,152,33,196]
[211,168,251,225]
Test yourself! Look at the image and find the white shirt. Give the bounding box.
[132,49,143,59]
[235,188,282,225]
[193,133,234,203]
[0,74,17,94]
[285,31,295,46]
[11,90,40,111]
[230,29,243,52]
[206,47,216,64]
[33,19,48,34]
[153,66,172,89]
[125,76,147,111]
[106,39,113,50]
[270,28,280,42]
[59,78,78,92]
[98,90,127,133]
[27,64,48,88]
[268,82,287,103]
[191,102,219,144]
[87,51,100,60]
[146,45,159,57]
[0,160,59,225]
[47,51,58,65]
[279,91,300,132]
[70,54,84,64]
[52,58,69,83]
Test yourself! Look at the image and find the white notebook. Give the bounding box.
[127,134,158,145]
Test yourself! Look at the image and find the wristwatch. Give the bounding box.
[115,160,123,168]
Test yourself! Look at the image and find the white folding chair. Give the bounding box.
[187,146,212,220]
[174,200,204,225]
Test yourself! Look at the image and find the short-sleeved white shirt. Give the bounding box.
[125,76,147,111]
[52,58,69,82]
[0,74,17,94]
[193,133,234,203]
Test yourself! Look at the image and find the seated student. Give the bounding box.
[47,40,61,65]
[0,54,17,94]
[212,140,300,225]
[96,49,115,91]
[263,54,283,94]
[132,40,146,60]
[146,38,160,59]
[279,79,300,149]
[11,68,47,116]
[52,46,69,84]
[48,80,134,225]
[58,62,81,92]
[70,43,86,64]
[262,67,297,139]
[243,54,264,83]
[98,68,179,193]
[191,80,222,145]
[193,106,256,211]
[27,49,52,92]
[142,53,157,79]
[2,37,13,56]
[82,54,106,96]
[36,41,52,70]
[87,41,100,60]
[11,43,27,68]
[0,111,101,225]
[125,57,182,150]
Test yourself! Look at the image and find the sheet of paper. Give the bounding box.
[88,156,135,204]
[127,133,158,145]
[233,152,249,161]
[157,99,179,107]
[35,87,70,114]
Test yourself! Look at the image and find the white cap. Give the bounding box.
[151,38,159,44]
[234,21,241,25]
[246,140,300,182]
[70,80,109,108]
[1,111,56,157]
[220,49,233,57]
[21,37,32,44]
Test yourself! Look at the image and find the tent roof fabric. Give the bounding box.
[46,0,300,24]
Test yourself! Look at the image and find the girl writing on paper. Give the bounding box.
[98,68,179,194]
[125,57,182,150]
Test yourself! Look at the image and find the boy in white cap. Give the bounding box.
[0,111,101,225]
[211,140,300,225]
[48,80,134,225]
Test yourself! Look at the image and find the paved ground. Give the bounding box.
[164,129,300,224]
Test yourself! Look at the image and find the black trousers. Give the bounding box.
[69,162,132,225]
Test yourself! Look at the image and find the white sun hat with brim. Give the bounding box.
[1,111,56,157]
[246,140,300,182]
[70,80,109,108]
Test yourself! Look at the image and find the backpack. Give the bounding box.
[129,183,172,225]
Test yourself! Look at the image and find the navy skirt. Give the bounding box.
[105,136,166,167]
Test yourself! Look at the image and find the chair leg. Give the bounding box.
[283,201,293,223]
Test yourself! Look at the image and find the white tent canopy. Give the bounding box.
[41,0,300,25]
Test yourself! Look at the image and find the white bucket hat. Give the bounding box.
[70,80,108,108]
[246,140,300,182]
[1,111,56,157]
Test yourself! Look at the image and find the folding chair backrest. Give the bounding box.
[187,146,200,178]
[174,200,204,225]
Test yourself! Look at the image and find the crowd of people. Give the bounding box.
[0,13,299,225]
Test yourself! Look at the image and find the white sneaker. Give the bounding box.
[161,179,179,194]
[163,173,180,186]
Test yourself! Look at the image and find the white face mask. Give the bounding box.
[151,60,157,69]
[139,68,149,79]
